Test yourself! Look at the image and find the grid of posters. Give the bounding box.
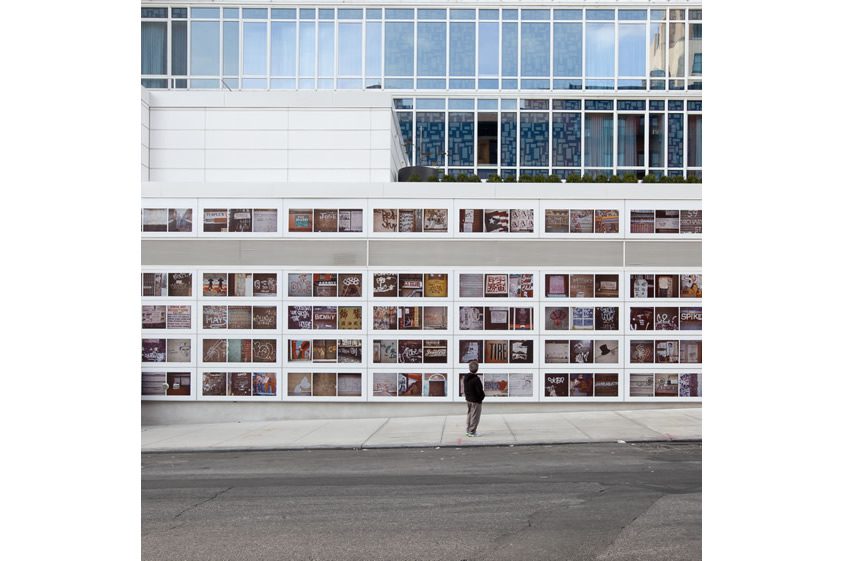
[289,209,364,233]
[630,209,702,235]
[373,208,448,233]
[200,208,278,233]
[372,273,448,298]
[458,208,535,233]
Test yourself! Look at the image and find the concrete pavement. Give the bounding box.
[141,407,701,452]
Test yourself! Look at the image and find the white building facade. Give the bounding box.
[141,0,702,424]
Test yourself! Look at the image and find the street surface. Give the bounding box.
[142,442,701,561]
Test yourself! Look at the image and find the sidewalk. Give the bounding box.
[141,407,701,453]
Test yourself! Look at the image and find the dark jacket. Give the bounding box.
[463,373,485,403]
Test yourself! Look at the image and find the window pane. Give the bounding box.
[385,22,414,76]
[649,22,666,77]
[689,23,702,76]
[172,21,187,75]
[191,22,220,76]
[668,113,684,167]
[502,22,518,75]
[501,112,517,166]
[688,115,702,167]
[552,113,581,167]
[618,24,645,76]
[478,22,499,77]
[649,114,664,168]
[415,112,445,166]
[520,23,550,77]
[271,22,295,76]
[450,22,476,76]
[618,115,644,166]
[417,22,446,76]
[223,21,239,75]
[669,22,685,77]
[477,112,498,165]
[365,22,382,79]
[338,23,362,76]
[141,22,167,75]
[586,23,614,77]
[299,22,315,77]
[584,114,613,167]
[449,112,475,166]
[520,113,550,166]
[243,23,267,75]
[319,22,335,78]
[398,112,413,162]
[553,22,582,76]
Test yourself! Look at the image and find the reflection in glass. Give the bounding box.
[449,112,475,166]
[584,114,613,167]
[478,22,499,77]
[668,113,684,167]
[553,23,582,77]
[450,22,476,76]
[365,21,381,83]
[318,22,335,79]
[299,22,316,78]
[502,22,518,76]
[270,22,295,76]
[223,21,239,76]
[669,22,685,77]
[243,22,266,75]
[172,21,187,75]
[618,24,645,77]
[586,23,614,77]
[477,112,498,165]
[385,22,414,76]
[688,23,702,76]
[398,112,413,162]
[338,22,362,76]
[417,22,446,76]
[520,113,550,166]
[191,22,220,75]
[649,114,664,168]
[687,115,701,167]
[552,113,581,167]
[521,23,550,77]
[141,22,167,75]
[618,115,645,167]
[501,112,517,166]
[415,112,445,166]
[648,22,666,77]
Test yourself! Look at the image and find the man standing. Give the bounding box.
[463,360,485,437]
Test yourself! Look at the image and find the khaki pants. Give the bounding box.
[466,401,482,434]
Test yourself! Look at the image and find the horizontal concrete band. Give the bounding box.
[142,239,701,267]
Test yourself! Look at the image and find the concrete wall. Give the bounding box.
[146,91,396,183]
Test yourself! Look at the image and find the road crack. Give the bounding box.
[173,486,233,519]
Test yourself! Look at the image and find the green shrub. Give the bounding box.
[565,173,582,183]
[622,174,638,183]
[608,174,622,183]
[504,175,517,183]
[548,174,562,183]
[595,174,609,183]
[467,174,482,182]
[442,174,456,182]
[518,174,534,183]
[686,175,702,183]
[642,174,658,183]
[426,174,440,182]
[581,174,594,183]
[487,174,503,183]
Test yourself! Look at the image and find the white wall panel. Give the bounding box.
[288,150,373,169]
[149,169,206,182]
[205,149,288,169]
[204,169,288,182]
[288,109,372,130]
[288,130,372,150]
[205,109,289,130]
[287,169,374,182]
[150,130,205,150]
[150,109,206,130]
[205,130,288,150]
[149,149,205,169]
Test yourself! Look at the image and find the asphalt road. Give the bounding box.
[142,442,701,561]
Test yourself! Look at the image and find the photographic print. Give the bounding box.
[594,374,619,397]
[510,340,534,364]
[629,373,654,397]
[484,373,509,397]
[398,306,422,330]
[398,339,423,363]
[545,340,570,364]
[423,373,448,397]
[423,209,448,232]
[569,373,593,397]
[655,307,680,330]
[398,208,423,233]
[288,372,313,396]
[510,307,533,330]
[372,339,397,363]
[337,373,362,396]
[483,209,510,232]
[545,274,569,298]
[227,306,253,330]
[509,274,534,298]
[398,373,423,397]
[459,340,482,363]
[252,208,278,232]
[594,341,620,364]
[594,210,620,234]
[595,307,619,331]
[422,306,448,330]
[508,373,533,397]
[680,210,703,234]
[314,209,339,232]
[423,339,448,363]
[423,274,448,298]
[339,273,363,297]
[166,305,191,329]
[570,210,594,233]
[655,373,679,397]
[142,338,167,363]
[142,273,166,297]
[459,306,484,330]
[630,274,655,298]
[484,340,509,364]
[680,274,703,298]
[142,372,166,396]
[288,209,314,232]
[545,307,569,331]
[252,339,277,363]
[203,273,228,297]
[372,306,398,330]
[227,339,253,363]
[679,307,703,330]
[313,306,338,330]
[142,208,167,232]
[570,274,594,298]
[570,340,594,364]
[167,209,193,233]
[544,374,568,397]
[287,273,313,298]
[313,372,338,397]
[680,340,703,364]
[459,209,483,232]
[337,209,363,233]
[166,372,191,396]
[228,273,253,297]
[595,274,619,298]
[398,273,423,297]
[544,209,570,233]
[459,373,483,397]
[372,373,398,397]
[228,209,253,232]
[571,307,594,330]
[509,209,534,233]
[680,373,701,397]
[630,340,655,363]
[337,339,362,363]
[459,274,484,298]
[484,306,509,330]
[655,210,680,234]
[656,275,680,298]
[252,372,277,396]
[202,339,227,362]
[372,273,398,297]
[288,306,313,330]
[166,339,191,363]
[312,339,337,362]
[629,210,654,234]
[373,208,397,232]
[203,208,228,232]
[202,372,226,396]
[252,306,277,330]
[142,305,167,329]
[313,273,338,298]
[288,339,312,362]
[655,340,680,363]
[484,274,508,298]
